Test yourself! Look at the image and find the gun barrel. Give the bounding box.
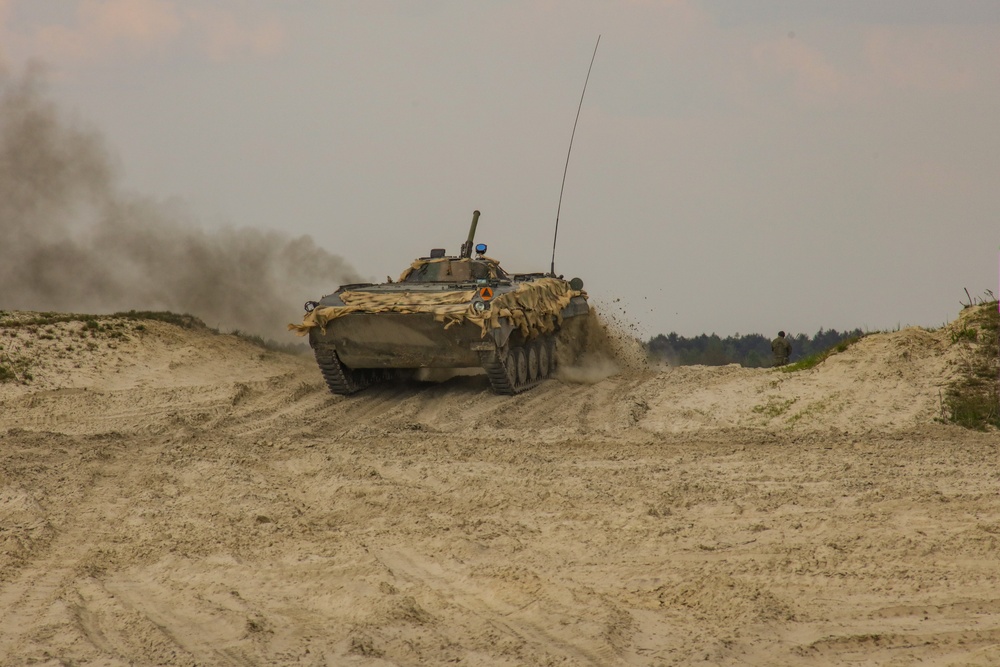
[460,210,481,258]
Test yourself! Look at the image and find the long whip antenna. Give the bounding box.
[550,34,600,276]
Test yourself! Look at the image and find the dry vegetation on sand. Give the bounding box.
[0,305,998,666]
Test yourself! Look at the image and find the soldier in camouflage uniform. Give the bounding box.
[771,331,791,366]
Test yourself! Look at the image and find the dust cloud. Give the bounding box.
[556,309,651,384]
[0,66,359,340]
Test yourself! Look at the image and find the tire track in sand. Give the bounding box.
[0,436,254,666]
[376,547,625,666]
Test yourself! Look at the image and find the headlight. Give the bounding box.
[472,300,487,313]
[304,301,318,313]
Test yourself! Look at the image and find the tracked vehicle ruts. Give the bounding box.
[290,210,589,395]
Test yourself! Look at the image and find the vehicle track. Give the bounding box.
[375,547,623,665]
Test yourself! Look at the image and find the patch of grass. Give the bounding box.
[0,310,206,330]
[230,329,310,356]
[752,397,797,418]
[951,326,978,343]
[112,310,206,329]
[944,299,999,431]
[0,343,34,384]
[780,336,864,373]
[1,313,90,328]
[787,397,838,424]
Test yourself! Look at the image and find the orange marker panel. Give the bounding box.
[479,287,494,301]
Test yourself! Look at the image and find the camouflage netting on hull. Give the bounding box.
[475,278,584,338]
[289,277,584,339]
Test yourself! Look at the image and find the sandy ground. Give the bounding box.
[1,309,998,666]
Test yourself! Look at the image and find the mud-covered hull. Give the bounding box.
[305,295,589,395]
[309,312,490,369]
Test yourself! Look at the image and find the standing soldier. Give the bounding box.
[771,331,792,366]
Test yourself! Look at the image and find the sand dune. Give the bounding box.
[1,308,997,666]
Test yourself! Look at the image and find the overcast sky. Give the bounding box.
[2,0,997,338]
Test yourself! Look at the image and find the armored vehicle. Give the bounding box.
[290,210,589,395]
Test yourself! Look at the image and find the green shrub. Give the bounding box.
[780,336,863,373]
[951,327,978,343]
[945,301,999,430]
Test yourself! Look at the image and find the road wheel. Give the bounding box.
[512,347,528,386]
[527,343,539,381]
[537,338,551,378]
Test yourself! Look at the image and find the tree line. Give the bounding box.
[646,328,865,368]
